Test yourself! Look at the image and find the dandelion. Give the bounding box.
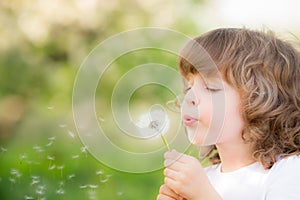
[149,120,170,151]
[136,106,171,150]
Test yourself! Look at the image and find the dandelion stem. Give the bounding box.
[161,135,170,151]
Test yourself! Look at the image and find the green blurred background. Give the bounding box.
[0,0,299,199]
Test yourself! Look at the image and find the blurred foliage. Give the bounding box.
[0,0,209,199]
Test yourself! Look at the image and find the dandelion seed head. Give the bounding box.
[135,106,170,138]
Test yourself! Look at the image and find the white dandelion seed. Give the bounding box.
[95,170,103,175]
[32,145,44,153]
[19,154,28,160]
[57,165,64,177]
[117,191,123,196]
[98,115,106,122]
[79,185,88,189]
[9,177,16,183]
[1,147,8,152]
[48,165,56,170]
[56,189,65,195]
[47,155,55,161]
[88,190,97,200]
[67,130,75,138]
[31,179,40,186]
[48,136,56,141]
[88,184,98,189]
[36,189,45,195]
[47,106,54,110]
[24,195,34,200]
[59,124,67,128]
[67,174,75,180]
[46,141,54,147]
[10,169,22,178]
[31,175,40,180]
[100,174,112,183]
[71,155,79,159]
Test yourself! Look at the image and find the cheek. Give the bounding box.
[216,95,245,143]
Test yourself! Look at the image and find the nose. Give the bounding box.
[184,89,199,106]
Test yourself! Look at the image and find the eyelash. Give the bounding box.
[205,87,221,92]
[184,87,191,93]
[184,86,220,93]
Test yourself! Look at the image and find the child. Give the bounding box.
[157,28,300,200]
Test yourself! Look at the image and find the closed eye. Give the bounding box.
[205,87,221,92]
[184,87,191,93]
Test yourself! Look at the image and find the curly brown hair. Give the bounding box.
[178,28,300,169]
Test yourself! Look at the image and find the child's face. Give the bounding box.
[181,73,245,146]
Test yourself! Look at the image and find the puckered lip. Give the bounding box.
[183,115,198,127]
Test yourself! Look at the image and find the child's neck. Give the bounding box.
[216,142,255,172]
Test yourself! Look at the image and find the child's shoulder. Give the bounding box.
[264,155,300,198]
[270,154,300,174]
